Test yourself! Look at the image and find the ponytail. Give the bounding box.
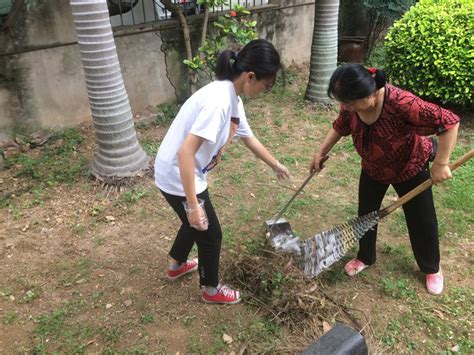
[372,68,387,90]
[216,50,242,80]
[215,39,282,82]
[328,63,387,102]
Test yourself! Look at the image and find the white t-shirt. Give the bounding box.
[155,80,253,196]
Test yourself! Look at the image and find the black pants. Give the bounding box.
[357,164,440,274]
[160,189,222,287]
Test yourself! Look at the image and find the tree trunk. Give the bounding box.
[305,0,340,103]
[3,0,25,33]
[70,0,149,179]
[200,5,210,48]
[161,0,197,93]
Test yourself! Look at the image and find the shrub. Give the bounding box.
[384,0,473,106]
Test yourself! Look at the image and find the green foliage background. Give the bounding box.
[384,0,473,106]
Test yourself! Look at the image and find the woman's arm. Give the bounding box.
[240,136,290,179]
[177,133,208,230]
[431,122,459,184]
[310,128,342,172]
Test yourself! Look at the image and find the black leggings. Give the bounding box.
[160,189,222,287]
[357,164,440,274]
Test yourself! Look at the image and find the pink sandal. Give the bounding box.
[426,270,443,295]
[344,258,369,276]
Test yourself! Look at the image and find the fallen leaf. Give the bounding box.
[322,321,332,334]
[432,309,445,319]
[222,333,233,344]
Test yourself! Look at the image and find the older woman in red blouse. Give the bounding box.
[310,64,460,295]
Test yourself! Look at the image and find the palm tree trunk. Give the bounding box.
[305,0,340,103]
[70,0,149,179]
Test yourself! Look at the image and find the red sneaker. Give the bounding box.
[167,258,198,280]
[202,284,241,304]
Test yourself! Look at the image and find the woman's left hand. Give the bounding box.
[431,163,452,184]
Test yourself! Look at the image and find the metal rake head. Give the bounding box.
[290,211,381,277]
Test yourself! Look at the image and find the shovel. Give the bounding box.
[265,156,329,243]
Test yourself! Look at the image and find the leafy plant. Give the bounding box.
[141,313,156,324]
[184,4,257,80]
[3,310,16,325]
[380,276,417,299]
[384,0,473,106]
[123,188,148,203]
[155,102,180,126]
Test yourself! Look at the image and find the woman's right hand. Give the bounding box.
[187,205,209,231]
[309,152,329,173]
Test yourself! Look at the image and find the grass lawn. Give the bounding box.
[0,66,472,354]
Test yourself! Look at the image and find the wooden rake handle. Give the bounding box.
[380,149,474,217]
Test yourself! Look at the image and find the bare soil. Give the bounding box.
[1,71,472,354]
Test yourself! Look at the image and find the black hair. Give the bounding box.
[327,63,387,102]
[215,39,282,82]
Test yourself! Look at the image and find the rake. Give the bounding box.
[271,149,473,278]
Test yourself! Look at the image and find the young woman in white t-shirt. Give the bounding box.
[155,39,290,304]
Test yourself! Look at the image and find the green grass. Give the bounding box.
[155,102,180,126]
[33,300,94,354]
[1,68,472,354]
[54,258,98,287]
[380,276,418,299]
[141,141,159,156]
[140,313,156,324]
[187,314,282,354]
[123,188,148,204]
[0,128,87,208]
[3,310,16,325]
[378,286,473,353]
[102,327,122,343]
[435,146,474,236]
[6,129,86,183]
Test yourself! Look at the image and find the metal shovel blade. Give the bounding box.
[265,218,294,239]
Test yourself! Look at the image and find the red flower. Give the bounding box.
[230,10,237,17]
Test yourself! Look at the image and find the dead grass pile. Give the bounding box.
[222,246,371,351]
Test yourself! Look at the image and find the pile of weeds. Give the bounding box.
[223,242,369,352]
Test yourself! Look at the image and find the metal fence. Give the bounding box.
[108,0,269,28]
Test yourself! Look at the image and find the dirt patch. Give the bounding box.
[1,68,472,353]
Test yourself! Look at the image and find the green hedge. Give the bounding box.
[384,0,473,106]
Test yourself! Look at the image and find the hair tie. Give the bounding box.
[368,67,377,75]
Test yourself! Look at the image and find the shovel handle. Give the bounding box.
[270,156,329,224]
[380,149,474,217]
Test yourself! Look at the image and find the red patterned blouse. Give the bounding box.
[333,84,460,184]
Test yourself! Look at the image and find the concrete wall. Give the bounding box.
[0,0,315,142]
[262,1,314,66]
